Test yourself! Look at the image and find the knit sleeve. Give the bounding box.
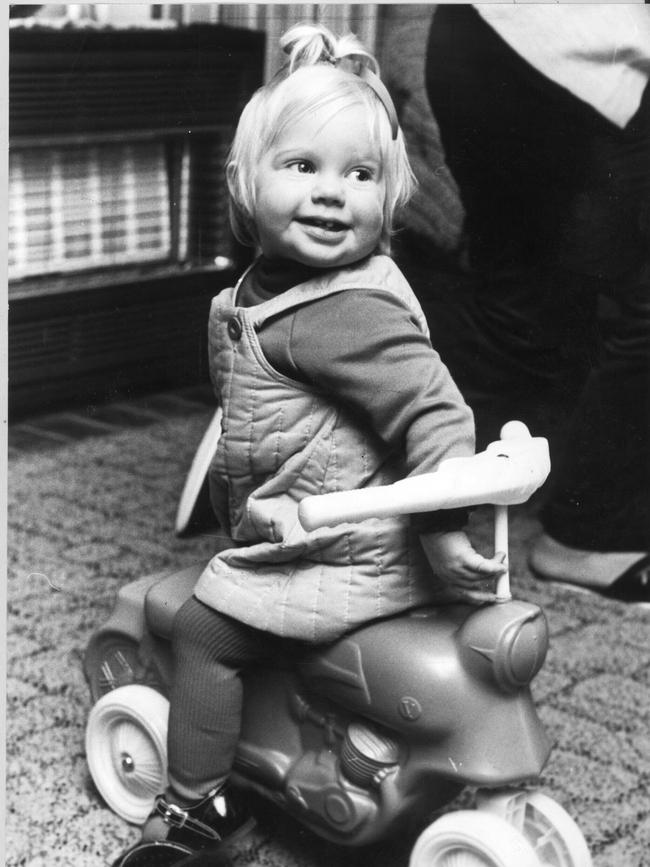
[259,288,475,532]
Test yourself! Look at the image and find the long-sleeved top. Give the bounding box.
[477,5,650,128]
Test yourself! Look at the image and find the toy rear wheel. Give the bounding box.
[86,684,169,825]
[409,810,539,866]
[477,790,592,867]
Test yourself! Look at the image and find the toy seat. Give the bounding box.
[145,563,204,639]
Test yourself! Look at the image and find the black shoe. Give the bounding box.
[112,785,255,867]
[530,534,650,608]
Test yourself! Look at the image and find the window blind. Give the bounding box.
[9,141,172,280]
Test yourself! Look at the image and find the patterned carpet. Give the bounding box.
[7,395,650,866]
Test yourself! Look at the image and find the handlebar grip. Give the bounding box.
[299,484,412,531]
[299,488,386,531]
[298,421,550,532]
[298,474,465,531]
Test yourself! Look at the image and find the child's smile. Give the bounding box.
[297,216,350,236]
[253,106,386,268]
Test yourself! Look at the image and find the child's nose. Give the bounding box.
[311,172,345,205]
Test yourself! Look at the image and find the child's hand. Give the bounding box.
[420,530,507,603]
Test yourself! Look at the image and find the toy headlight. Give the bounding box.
[459,602,549,693]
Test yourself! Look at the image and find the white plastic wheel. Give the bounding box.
[477,790,592,867]
[175,406,222,535]
[86,684,169,825]
[409,810,540,867]
[521,793,592,867]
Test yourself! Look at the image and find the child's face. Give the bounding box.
[253,106,385,268]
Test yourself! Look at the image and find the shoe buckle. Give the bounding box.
[157,799,189,829]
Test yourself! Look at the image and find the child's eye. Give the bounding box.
[288,160,314,174]
[349,167,374,182]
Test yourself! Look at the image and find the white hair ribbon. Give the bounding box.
[276,44,400,141]
[335,55,399,140]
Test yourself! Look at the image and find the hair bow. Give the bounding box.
[334,54,399,140]
[278,40,399,141]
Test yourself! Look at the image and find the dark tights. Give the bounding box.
[167,597,298,800]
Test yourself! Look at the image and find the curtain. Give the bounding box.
[161,3,379,80]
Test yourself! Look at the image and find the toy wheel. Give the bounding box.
[86,684,169,825]
[521,793,592,867]
[477,790,592,867]
[409,810,539,867]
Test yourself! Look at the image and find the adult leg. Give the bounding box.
[424,6,650,591]
[422,5,599,446]
[534,81,650,576]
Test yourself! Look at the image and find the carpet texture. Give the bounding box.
[7,406,650,866]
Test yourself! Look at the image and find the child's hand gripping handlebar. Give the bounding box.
[298,421,551,600]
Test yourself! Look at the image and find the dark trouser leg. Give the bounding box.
[541,82,650,551]
[167,598,288,800]
[542,280,650,551]
[424,5,650,550]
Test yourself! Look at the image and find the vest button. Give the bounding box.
[227,316,243,340]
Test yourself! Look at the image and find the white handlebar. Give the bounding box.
[298,421,550,532]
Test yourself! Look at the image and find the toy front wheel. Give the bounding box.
[477,790,592,867]
[409,810,539,866]
[86,684,169,825]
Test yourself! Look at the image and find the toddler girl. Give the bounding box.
[113,23,505,867]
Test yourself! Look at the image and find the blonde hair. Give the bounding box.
[227,23,416,256]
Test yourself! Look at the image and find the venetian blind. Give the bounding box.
[9,142,173,280]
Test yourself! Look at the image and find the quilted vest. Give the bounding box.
[194,255,442,643]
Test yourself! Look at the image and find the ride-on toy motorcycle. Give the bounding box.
[84,422,592,866]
